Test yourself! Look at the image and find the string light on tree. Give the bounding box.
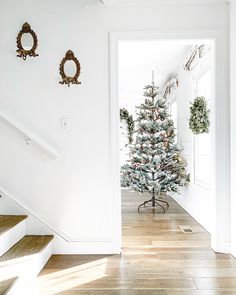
[121,77,190,212]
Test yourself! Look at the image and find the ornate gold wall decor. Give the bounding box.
[16,22,39,60]
[59,50,81,87]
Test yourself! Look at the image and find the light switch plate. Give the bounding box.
[61,117,69,130]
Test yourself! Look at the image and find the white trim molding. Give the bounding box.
[110,30,230,254]
[102,0,229,7]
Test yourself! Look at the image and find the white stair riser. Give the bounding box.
[0,241,53,294]
[0,221,25,256]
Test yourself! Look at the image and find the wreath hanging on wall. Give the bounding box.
[120,108,135,144]
[189,96,210,135]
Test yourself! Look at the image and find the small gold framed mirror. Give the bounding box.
[59,50,81,87]
[16,22,39,60]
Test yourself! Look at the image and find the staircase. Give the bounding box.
[0,215,53,294]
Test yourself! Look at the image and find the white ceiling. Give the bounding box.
[119,40,192,105]
[102,0,229,6]
[119,40,211,114]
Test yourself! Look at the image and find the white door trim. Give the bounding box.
[109,30,230,254]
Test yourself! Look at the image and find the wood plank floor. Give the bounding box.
[37,189,236,294]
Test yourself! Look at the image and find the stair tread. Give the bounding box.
[0,277,18,295]
[0,215,27,236]
[0,235,53,263]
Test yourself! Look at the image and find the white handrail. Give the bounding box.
[0,112,60,160]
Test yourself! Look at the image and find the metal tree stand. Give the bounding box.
[138,189,169,212]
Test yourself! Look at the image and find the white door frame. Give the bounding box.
[109,30,230,254]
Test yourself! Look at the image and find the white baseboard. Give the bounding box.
[211,239,231,254]
[52,236,116,254]
[231,242,236,258]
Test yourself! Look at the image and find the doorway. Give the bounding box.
[110,31,230,254]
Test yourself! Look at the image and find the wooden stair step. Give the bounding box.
[0,277,18,295]
[0,215,27,236]
[0,235,53,263]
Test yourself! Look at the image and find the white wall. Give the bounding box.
[230,0,236,257]
[0,0,229,253]
[171,50,214,234]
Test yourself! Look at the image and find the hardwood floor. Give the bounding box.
[37,189,236,294]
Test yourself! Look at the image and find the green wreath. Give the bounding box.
[189,96,210,135]
[120,108,134,144]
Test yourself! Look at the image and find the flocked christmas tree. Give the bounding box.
[121,80,190,212]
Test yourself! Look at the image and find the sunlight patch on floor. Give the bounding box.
[37,258,109,295]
